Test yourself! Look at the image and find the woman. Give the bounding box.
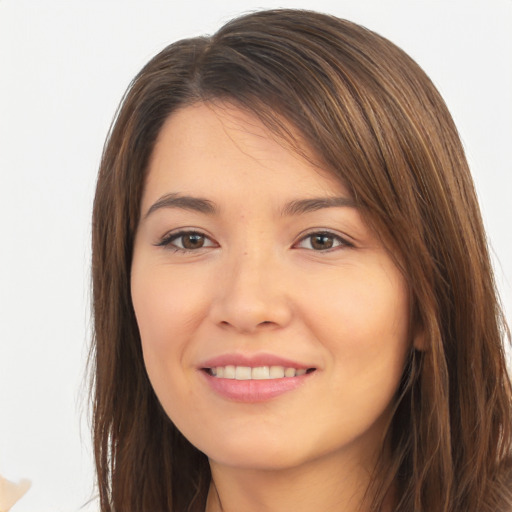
[91,9,512,512]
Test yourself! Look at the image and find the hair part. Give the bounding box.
[91,9,512,511]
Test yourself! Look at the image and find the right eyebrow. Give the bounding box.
[144,193,217,219]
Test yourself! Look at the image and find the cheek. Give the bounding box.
[131,263,208,344]
[303,264,410,386]
[130,263,212,402]
[295,269,410,450]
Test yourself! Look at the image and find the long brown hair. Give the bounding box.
[91,9,512,511]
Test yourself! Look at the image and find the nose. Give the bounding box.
[209,249,293,334]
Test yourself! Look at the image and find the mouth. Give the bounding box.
[198,354,318,401]
[203,365,317,380]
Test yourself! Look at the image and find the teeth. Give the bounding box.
[252,366,270,380]
[224,365,236,379]
[284,367,296,377]
[235,366,251,380]
[269,366,285,378]
[208,365,311,380]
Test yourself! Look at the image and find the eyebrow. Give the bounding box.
[144,193,217,218]
[144,193,357,219]
[281,196,357,216]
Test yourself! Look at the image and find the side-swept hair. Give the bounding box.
[91,9,512,511]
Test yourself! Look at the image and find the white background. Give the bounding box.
[0,1,510,510]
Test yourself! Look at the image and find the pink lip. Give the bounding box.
[197,353,317,403]
[202,372,312,402]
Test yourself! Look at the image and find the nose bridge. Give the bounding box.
[232,245,274,298]
[212,239,292,332]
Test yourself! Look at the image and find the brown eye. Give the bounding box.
[295,232,350,251]
[310,234,334,250]
[157,231,216,251]
[181,233,205,249]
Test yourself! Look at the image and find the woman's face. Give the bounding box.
[131,102,413,473]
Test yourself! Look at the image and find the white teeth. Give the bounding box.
[224,365,236,379]
[269,366,285,378]
[235,366,252,380]
[284,367,296,377]
[209,365,312,380]
[252,366,270,379]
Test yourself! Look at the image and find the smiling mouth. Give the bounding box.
[204,365,317,380]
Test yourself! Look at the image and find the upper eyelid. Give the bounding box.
[156,228,215,247]
[294,228,354,245]
[169,229,211,241]
[292,233,354,253]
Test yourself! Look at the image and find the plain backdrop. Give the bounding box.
[0,1,511,510]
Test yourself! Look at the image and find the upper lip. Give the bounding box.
[199,353,316,370]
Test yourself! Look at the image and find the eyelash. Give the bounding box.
[156,230,216,253]
[156,230,353,253]
[294,230,353,251]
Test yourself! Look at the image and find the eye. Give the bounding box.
[157,230,217,252]
[295,231,351,251]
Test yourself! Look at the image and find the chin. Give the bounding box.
[207,445,310,472]
[197,428,333,473]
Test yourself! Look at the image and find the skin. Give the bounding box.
[131,102,415,512]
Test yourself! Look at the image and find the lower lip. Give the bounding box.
[201,371,313,402]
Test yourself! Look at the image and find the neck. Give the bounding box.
[205,449,391,512]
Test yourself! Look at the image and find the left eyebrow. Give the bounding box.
[281,196,357,216]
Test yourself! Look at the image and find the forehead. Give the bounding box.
[143,102,349,209]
